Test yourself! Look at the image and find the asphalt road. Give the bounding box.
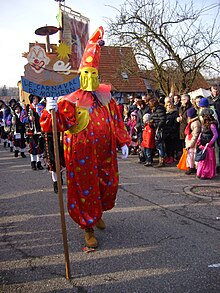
[0,144,220,293]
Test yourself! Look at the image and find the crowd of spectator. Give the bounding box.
[120,85,220,178]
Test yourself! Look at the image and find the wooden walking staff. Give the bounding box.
[35,19,71,279]
[51,105,71,280]
[35,2,71,278]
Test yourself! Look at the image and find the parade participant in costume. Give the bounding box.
[196,108,218,179]
[8,98,17,151]
[1,101,12,148]
[12,103,27,158]
[44,130,66,193]
[21,95,45,170]
[40,26,130,248]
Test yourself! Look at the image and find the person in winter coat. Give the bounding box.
[164,100,180,164]
[184,107,201,175]
[196,108,218,179]
[177,94,192,150]
[135,99,150,146]
[149,98,166,167]
[141,113,155,166]
[40,27,130,249]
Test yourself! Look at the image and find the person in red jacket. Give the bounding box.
[40,27,130,249]
[141,113,155,166]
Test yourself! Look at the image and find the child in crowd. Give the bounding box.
[197,108,219,179]
[126,111,138,155]
[184,107,201,175]
[141,113,155,166]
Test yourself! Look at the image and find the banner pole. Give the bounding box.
[51,108,71,280]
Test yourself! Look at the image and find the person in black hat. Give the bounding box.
[9,98,17,109]
[12,103,26,157]
[21,95,45,170]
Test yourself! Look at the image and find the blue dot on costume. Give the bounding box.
[90,132,94,136]
[70,172,74,178]
[86,156,89,160]
[89,108,93,114]
[105,172,109,176]
[107,181,112,186]
[94,165,97,169]
[98,196,101,200]
[95,138,99,142]
[87,219,94,225]
[66,137,71,143]
[79,159,86,165]
[70,203,75,209]
[83,190,89,196]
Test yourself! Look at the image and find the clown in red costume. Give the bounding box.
[40,27,130,248]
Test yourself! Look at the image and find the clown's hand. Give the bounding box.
[46,97,58,112]
[121,144,129,159]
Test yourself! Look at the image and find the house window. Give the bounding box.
[121,72,128,79]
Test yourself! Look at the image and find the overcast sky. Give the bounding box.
[0,0,218,87]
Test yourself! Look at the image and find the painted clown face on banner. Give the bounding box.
[27,45,50,73]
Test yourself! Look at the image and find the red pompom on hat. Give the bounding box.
[78,26,105,72]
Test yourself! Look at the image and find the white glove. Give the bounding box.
[46,97,58,112]
[121,144,129,159]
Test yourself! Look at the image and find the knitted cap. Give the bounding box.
[143,113,151,123]
[201,108,214,116]
[187,107,197,118]
[198,97,209,107]
[131,111,137,116]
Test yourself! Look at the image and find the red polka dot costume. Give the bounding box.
[40,27,130,229]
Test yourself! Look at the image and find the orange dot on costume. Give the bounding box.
[64,108,68,112]
[107,157,112,163]
[76,167,81,172]
[97,122,100,126]
[80,198,85,203]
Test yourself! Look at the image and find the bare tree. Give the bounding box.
[106,0,220,95]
